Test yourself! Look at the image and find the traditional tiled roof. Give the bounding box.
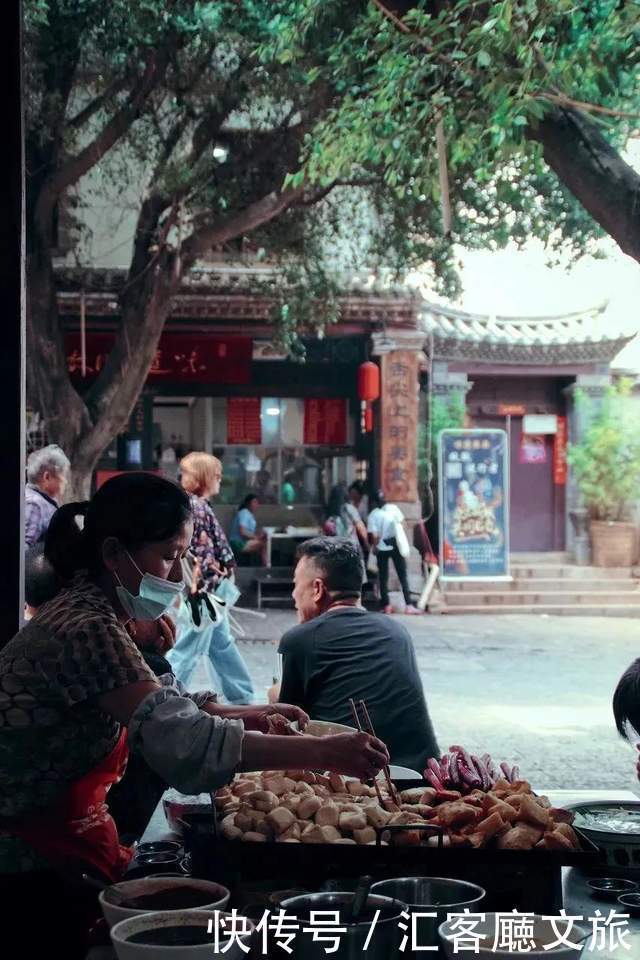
[54,265,419,325]
[420,300,635,365]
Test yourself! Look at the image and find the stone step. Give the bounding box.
[444,577,640,593]
[508,564,634,580]
[444,590,640,607]
[510,552,570,564]
[431,603,640,617]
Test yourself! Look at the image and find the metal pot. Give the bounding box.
[371,877,486,954]
[280,892,406,960]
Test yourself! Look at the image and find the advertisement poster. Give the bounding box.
[519,433,547,465]
[438,429,510,580]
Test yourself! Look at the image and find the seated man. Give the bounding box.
[278,537,440,773]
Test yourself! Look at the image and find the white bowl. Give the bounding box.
[439,914,591,959]
[100,877,229,929]
[110,910,254,960]
[293,718,357,736]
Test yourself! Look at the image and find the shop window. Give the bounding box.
[155,395,354,505]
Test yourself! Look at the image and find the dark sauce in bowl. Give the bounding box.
[119,887,216,911]
[126,926,212,947]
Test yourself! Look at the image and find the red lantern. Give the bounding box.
[357,361,380,433]
[358,361,380,402]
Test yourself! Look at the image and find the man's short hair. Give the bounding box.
[26,444,70,484]
[613,658,640,740]
[25,543,61,609]
[296,536,363,596]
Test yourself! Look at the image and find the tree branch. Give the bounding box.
[34,52,168,237]
[67,75,130,130]
[528,106,640,263]
[181,186,306,265]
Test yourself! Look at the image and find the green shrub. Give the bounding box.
[568,380,640,522]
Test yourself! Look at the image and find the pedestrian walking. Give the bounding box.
[323,483,369,572]
[170,452,255,703]
[24,444,70,547]
[368,489,420,615]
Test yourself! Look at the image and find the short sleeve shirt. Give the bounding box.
[189,494,235,588]
[278,607,440,772]
[236,508,257,538]
[367,504,403,551]
[0,575,155,872]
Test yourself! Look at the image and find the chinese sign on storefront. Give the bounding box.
[439,429,510,579]
[65,333,252,384]
[303,398,347,445]
[227,398,262,445]
[553,415,568,485]
[379,352,418,503]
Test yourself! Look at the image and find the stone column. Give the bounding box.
[371,331,426,523]
[563,374,611,563]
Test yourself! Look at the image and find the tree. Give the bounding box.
[24,1,363,496]
[26,1,639,497]
[276,0,640,263]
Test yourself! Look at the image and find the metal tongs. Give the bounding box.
[349,697,401,808]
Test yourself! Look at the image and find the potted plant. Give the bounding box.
[568,380,640,567]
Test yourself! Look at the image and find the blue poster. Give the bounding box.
[438,429,510,579]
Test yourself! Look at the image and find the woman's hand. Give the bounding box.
[241,703,309,733]
[319,731,390,780]
[126,614,176,655]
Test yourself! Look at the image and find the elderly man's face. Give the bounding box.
[40,468,68,502]
[292,555,327,623]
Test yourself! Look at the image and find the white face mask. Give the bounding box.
[114,549,185,621]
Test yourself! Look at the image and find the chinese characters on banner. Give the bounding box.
[380,352,418,503]
[227,398,262,445]
[303,398,347,445]
[439,429,510,579]
[553,415,568,485]
[65,333,252,384]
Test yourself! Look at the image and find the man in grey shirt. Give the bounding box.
[279,537,440,773]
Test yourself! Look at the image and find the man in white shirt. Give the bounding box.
[368,489,420,615]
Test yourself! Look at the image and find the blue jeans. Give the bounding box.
[168,606,255,705]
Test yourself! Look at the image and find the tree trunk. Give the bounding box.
[26,238,97,494]
[528,107,640,265]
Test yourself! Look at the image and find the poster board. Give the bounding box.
[438,429,510,580]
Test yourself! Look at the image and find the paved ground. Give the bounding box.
[187,608,640,792]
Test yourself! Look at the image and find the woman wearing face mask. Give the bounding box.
[0,473,388,957]
[171,452,254,703]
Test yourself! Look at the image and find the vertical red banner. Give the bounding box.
[303,398,347,445]
[553,415,568,485]
[227,398,262,444]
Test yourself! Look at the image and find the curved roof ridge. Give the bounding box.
[421,299,608,326]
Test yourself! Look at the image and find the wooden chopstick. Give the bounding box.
[349,698,398,808]
[358,699,401,807]
[349,699,386,806]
